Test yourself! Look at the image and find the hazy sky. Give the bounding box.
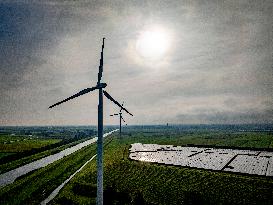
[0,0,272,125]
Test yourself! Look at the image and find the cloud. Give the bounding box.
[176,108,273,124]
[0,0,272,125]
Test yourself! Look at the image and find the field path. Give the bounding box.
[0,129,118,188]
[40,154,97,205]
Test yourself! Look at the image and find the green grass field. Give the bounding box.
[1,128,273,205]
[50,130,273,205]
[0,135,61,158]
[0,138,61,152]
[0,136,94,174]
[0,139,100,205]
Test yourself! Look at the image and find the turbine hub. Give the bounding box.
[97,83,107,88]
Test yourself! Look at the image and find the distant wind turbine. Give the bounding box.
[48,38,133,205]
[110,102,132,136]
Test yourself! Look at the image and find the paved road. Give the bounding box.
[0,129,118,188]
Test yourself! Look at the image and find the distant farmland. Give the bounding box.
[0,126,97,174]
[0,125,273,205]
[51,126,273,205]
[0,135,60,156]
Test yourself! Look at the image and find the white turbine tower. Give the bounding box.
[49,38,133,205]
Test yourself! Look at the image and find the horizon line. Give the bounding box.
[0,123,273,127]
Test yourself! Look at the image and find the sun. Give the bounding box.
[136,27,170,60]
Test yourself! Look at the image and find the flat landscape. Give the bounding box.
[0,126,98,174]
[0,135,60,160]
[1,1,272,205]
[1,125,272,205]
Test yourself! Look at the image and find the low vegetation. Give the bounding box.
[0,135,60,158]
[0,126,97,173]
[0,136,95,174]
[1,126,272,204]
[51,128,273,205]
[0,138,101,205]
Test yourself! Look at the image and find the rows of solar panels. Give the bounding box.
[129,143,273,176]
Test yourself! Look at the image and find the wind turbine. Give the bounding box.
[48,38,133,205]
[110,102,132,136]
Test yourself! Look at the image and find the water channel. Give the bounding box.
[0,129,118,187]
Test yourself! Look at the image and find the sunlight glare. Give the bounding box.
[136,27,170,60]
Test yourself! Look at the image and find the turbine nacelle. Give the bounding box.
[97,83,107,88]
[110,113,119,116]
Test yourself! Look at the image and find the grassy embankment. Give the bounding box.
[0,136,95,174]
[0,133,111,205]
[51,130,273,205]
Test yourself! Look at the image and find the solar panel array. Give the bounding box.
[224,155,269,175]
[129,143,273,176]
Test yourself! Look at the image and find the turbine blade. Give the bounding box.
[103,90,133,116]
[121,116,126,123]
[120,102,124,112]
[49,86,98,108]
[97,38,105,84]
[109,114,119,116]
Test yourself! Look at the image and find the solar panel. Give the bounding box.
[129,143,273,176]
